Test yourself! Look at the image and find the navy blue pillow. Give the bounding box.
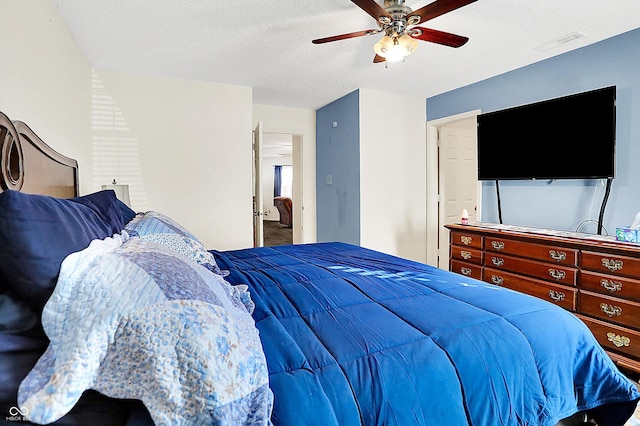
[116,198,137,225]
[0,190,124,311]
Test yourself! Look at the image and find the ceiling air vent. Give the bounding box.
[534,31,587,51]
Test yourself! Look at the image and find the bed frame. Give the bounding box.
[0,111,78,198]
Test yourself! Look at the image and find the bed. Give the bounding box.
[0,110,638,426]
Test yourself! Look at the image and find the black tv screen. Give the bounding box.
[477,86,616,180]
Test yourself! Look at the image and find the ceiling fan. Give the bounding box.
[312,0,477,63]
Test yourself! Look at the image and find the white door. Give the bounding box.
[253,122,264,247]
[437,118,479,267]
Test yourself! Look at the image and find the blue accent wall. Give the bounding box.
[316,90,361,244]
[426,28,640,234]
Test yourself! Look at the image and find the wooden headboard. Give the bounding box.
[0,111,78,198]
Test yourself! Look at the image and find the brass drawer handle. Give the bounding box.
[600,303,622,317]
[460,236,472,245]
[491,275,504,285]
[460,267,472,276]
[460,250,472,260]
[600,279,623,293]
[491,241,505,251]
[491,257,504,267]
[549,250,567,262]
[607,332,630,348]
[601,258,623,272]
[548,290,565,302]
[548,268,566,281]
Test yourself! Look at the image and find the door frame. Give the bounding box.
[291,134,303,244]
[256,131,304,245]
[253,122,264,247]
[426,109,482,268]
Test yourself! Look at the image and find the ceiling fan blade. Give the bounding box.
[410,27,469,47]
[352,0,392,22]
[409,0,477,25]
[373,54,386,63]
[312,29,378,44]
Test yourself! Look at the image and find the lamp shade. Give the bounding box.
[374,34,418,62]
[102,180,131,206]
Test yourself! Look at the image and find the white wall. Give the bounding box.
[93,70,254,250]
[1,0,255,251]
[359,89,427,263]
[253,104,317,243]
[0,0,92,193]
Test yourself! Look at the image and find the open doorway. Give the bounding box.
[426,110,481,268]
[262,133,293,246]
[256,132,303,247]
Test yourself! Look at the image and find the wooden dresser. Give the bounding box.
[446,222,640,373]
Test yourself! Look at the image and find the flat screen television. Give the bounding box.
[476,86,616,180]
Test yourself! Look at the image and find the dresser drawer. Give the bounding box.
[484,236,577,266]
[450,259,482,280]
[578,315,640,361]
[451,245,483,265]
[581,270,640,301]
[484,267,577,311]
[445,223,640,372]
[579,290,640,329]
[450,231,483,249]
[484,253,577,286]
[581,251,640,278]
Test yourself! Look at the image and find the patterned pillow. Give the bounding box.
[125,211,226,276]
[19,233,271,425]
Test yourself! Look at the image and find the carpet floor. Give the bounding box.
[263,220,292,246]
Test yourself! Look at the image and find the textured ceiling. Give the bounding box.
[51,0,640,110]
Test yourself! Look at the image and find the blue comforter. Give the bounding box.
[213,242,640,426]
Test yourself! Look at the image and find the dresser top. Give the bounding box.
[446,222,640,255]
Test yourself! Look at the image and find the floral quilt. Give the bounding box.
[18,232,272,425]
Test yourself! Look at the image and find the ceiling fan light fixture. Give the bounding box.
[373,33,418,62]
[312,0,475,64]
[399,33,418,54]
